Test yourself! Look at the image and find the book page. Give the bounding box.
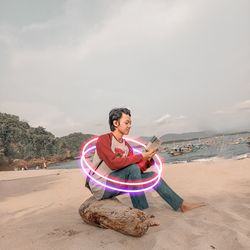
[144,136,161,152]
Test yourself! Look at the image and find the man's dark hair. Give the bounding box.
[109,108,131,131]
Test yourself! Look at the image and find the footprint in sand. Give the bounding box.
[48,228,80,237]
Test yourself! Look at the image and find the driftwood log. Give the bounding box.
[79,196,159,237]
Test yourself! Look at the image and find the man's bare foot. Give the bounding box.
[180,201,206,212]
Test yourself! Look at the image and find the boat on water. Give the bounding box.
[181,145,193,153]
[169,144,194,156]
[169,150,184,156]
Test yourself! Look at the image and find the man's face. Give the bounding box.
[114,113,132,135]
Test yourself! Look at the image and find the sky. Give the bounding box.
[0,0,249,137]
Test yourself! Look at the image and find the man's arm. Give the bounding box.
[137,158,155,172]
[96,135,143,170]
[126,141,155,172]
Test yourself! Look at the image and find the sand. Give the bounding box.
[0,158,250,250]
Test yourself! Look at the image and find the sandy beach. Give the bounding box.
[0,158,250,250]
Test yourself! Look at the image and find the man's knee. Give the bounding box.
[127,164,141,176]
[145,171,157,178]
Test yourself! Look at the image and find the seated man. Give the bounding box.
[89,108,205,212]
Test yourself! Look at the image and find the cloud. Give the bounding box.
[211,99,250,132]
[235,100,250,111]
[176,115,187,120]
[213,109,233,115]
[149,113,191,136]
[154,114,187,124]
[154,114,171,124]
[214,99,250,115]
[77,0,192,58]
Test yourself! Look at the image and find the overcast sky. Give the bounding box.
[0,0,249,137]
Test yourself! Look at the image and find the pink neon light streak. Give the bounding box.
[80,137,163,193]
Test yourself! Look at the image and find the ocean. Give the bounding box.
[48,133,250,169]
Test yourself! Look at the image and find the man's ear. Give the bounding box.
[113,120,119,128]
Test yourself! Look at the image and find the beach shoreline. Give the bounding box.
[1,158,250,249]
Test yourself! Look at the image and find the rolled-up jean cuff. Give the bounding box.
[173,198,184,211]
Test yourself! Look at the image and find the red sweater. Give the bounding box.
[96,133,153,171]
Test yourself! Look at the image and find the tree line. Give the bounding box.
[0,112,93,169]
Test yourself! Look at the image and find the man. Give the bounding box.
[89,108,205,212]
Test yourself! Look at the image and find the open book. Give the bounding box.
[144,136,161,152]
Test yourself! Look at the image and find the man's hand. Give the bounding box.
[142,149,156,161]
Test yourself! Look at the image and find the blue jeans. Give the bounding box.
[101,164,183,211]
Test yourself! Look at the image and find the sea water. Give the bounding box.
[162,133,250,164]
[162,141,250,164]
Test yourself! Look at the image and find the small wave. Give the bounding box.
[233,153,250,160]
[190,156,223,162]
[169,160,188,165]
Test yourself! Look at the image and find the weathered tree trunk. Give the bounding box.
[79,196,159,237]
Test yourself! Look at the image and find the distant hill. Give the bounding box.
[160,131,216,142]
[139,130,250,144]
[0,112,93,169]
